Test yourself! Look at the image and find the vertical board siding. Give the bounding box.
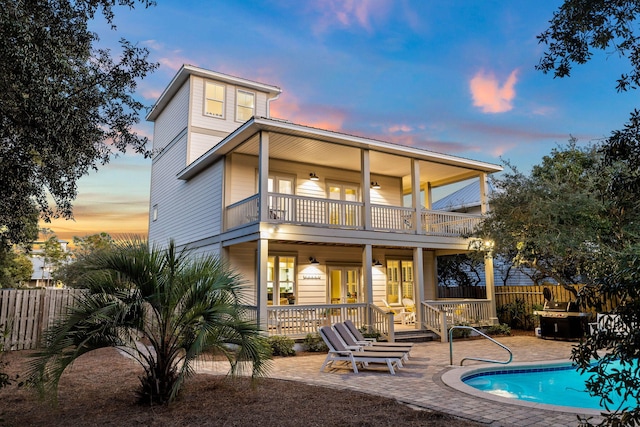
[0,289,86,351]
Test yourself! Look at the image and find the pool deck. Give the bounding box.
[197,336,605,426]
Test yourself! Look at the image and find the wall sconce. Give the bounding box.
[370,181,381,189]
[309,172,319,181]
[309,257,320,265]
[373,259,383,267]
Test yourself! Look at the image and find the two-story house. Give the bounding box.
[146,65,503,341]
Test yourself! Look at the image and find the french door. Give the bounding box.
[327,182,359,226]
[386,260,414,304]
[328,266,362,304]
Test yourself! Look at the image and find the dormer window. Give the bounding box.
[204,81,225,118]
[236,89,255,122]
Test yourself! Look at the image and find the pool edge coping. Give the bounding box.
[440,358,605,416]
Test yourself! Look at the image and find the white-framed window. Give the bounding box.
[204,81,225,118]
[152,204,158,222]
[236,89,255,122]
[267,255,296,305]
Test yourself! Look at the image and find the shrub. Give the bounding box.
[359,326,381,340]
[268,335,296,357]
[302,333,328,352]
[484,323,511,336]
[450,323,471,339]
[497,298,537,330]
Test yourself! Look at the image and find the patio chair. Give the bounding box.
[589,313,630,336]
[318,326,406,375]
[333,323,412,362]
[401,298,417,325]
[343,319,414,349]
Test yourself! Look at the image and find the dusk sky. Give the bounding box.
[45,1,639,243]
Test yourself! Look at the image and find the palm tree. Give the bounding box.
[27,237,271,404]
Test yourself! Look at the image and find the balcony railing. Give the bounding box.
[225,193,482,237]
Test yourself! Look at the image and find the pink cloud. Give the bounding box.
[312,0,391,32]
[270,93,345,131]
[387,124,413,133]
[469,69,518,113]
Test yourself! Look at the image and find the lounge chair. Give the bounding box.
[333,323,412,362]
[343,319,414,349]
[318,326,406,375]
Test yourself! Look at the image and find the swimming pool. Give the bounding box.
[441,360,637,414]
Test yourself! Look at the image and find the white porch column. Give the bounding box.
[479,172,490,214]
[361,149,372,230]
[256,238,269,330]
[484,253,498,324]
[413,247,424,328]
[363,244,373,305]
[411,159,422,233]
[258,131,270,221]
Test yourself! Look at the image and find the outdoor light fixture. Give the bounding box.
[373,259,383,267]
[371,181,381,189]
[309,257,320,265]
[309,172,319,181]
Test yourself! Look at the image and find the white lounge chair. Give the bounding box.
[318,326,406,375]
[589,313,630,336]
[333,322,412,362]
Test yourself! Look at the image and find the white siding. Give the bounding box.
[188,131,225,164]
[148,133,224,249]
[228,244,257,305]
[228,153,258,203]
[190,76,272,134]
[153,81,189,153]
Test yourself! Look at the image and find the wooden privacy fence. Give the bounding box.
[0,288,86,351]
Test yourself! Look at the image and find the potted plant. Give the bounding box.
[287,294,296,304]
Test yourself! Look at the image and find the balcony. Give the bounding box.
[226,193,482,237]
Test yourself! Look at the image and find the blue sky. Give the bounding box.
[46,0,639,242]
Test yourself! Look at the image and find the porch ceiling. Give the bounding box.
[235,133,482,188]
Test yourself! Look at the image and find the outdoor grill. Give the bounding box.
[533,288,589,340]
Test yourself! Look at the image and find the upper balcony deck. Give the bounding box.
[226,193,482,237]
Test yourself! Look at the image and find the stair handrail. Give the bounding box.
[449,325,513,366]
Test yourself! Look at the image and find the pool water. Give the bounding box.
[463,361,638,411]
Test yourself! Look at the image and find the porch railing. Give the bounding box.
[421,299,493,342]
[422,210,482,236]
[265,303,396,341]
[371,205,414,232]
[226,193,483,237]
[265,304,368,338]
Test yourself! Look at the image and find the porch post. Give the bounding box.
[484,254,498,324]
[423,250,437,300]
[258,131,270,221]
[256,238,269,331]
[361,149,372,230]
[479,172,490,214]
[363,244,373,327]
[411,159,422,233]
[413,247,424,328]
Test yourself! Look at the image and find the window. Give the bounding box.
[204,82,225,117]
[386,260,413,304]
[152,204,158,221]
[236,89,255,122]
[267,256,296,305]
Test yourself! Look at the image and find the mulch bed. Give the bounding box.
[0,347,483,427]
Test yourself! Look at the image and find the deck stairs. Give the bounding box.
[392,329,437,343]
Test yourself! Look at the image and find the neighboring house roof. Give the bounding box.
[432,180,495,211]
[175,116,503,181]
[29,256,51,281]
[146,64,283,121]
